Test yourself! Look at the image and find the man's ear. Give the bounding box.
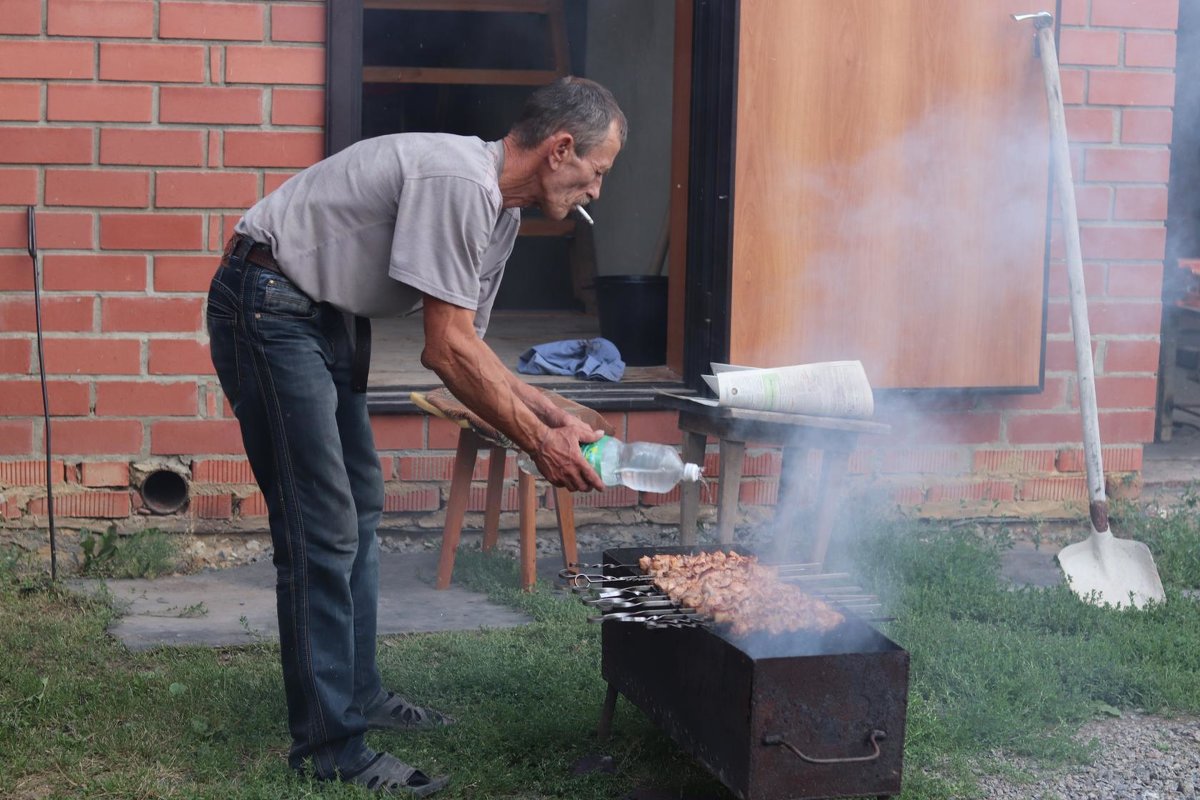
[547,132,575,169]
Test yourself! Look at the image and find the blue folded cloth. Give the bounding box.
[517,338,625,382]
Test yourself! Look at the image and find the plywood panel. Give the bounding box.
[729,0,1050,389]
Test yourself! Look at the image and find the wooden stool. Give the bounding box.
[411,387,614,591]
[655,392,890,565]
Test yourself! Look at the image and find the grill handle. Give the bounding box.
[763,729,886,764]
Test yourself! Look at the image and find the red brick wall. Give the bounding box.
[0,0,1180,535]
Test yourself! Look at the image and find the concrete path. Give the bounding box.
[71,551,538,651]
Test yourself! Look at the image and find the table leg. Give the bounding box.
[436,430,481,590]
[481,446,507,551]
[1159,305,1178,442]
[717,438,745,545]
[597,682,619,741]
[679,430,706,546]
[553,486,578,571]
[771,445,808,562]
[808,446,852,567]
[518,471,538,591]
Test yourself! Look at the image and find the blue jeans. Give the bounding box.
[206,257,384,779]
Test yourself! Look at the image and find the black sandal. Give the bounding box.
[345,753,450,797]
[365,692,455,732]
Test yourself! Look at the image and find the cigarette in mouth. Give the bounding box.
[575,205,594,225]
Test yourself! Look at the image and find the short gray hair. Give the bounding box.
[510,76,627,156]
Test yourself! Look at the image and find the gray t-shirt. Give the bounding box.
[235,133,520,335]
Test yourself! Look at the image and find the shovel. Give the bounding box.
[1015,12,1165,608]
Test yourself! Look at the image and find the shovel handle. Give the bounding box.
[1032,21,1107,517]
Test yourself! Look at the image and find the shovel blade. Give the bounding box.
[1057,530,1166,609]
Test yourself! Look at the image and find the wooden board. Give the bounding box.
[729,0,1051,389]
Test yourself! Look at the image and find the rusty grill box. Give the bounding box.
[598,546,909,800]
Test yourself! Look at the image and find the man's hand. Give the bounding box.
[531,425,607,493]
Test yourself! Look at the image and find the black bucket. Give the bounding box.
[595,275,668,367]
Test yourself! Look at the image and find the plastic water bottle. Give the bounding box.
[518,435,702,493]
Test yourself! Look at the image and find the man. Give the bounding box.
[206,77,626,795]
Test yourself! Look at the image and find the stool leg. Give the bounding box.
[716,439,745,545]
[679,431,706,546]
[808,446,851,567]
[436,429,482,590]
[481,446,507,552]
[553,487,578,571]
[518,470,538,591]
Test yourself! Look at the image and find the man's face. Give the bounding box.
[540,120,622,220]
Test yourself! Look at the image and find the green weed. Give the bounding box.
[79,527,182,579]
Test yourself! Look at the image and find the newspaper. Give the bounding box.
[688,360,874,418]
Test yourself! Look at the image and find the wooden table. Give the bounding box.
[655,392,891,565]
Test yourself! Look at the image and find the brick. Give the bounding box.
[0,461,67,487]
[0,210,93,250]
[264,171,300,193]
[382,485,441,513]
[1080,226,1165,261]
[926,480,1016,503]
[625,411,681,444]
[553,484,639,508]
[100,129,206,167]
[0,255,35,292]
[1122,109,1173,144]
[96,381,197,415]
[0,41,94,79]
[738,478,778,506]
[100,43,206,83]
[1104,339,1160,372]
[190,493,234,519]
[239,492,268,516]
[1058,29,1120,66]
[467,482,520,512]
[48,84,153,123]
[972,449,1057,474]
[1060,69,1086,105]
[1007,413,1085,445]
[1044,261,1102,300]
[879,448,969,474]
[1088,71,1175,106]
[398,454,455,482]
[0,296,94,332]
[0,340,32,373]
[0,169,38,205]
[1091,0,1178,29]
[0,127,92,165]
[1106,262,1163,298]
[100,213,204,251]
[1084,148,1170,183]
[1124,32,1176,68]
[1087,300,1163,336]
[272,88,324,126]
[43,254,148,292]
[0,421,34,454]
[1060,0,1088,25]
[28,491,132,518]
[0,380,90,416]
[1089,376,1159,409]
[1099,410,1155,443]
[1056,447,1143,473]
[271,4,326,42]
[148,339,215,375]
[46,169,151,208]
[226,45,325,85]
[159,1,265,41]
[1065,108,1115,143]
[1073,186,1113,220]
[151,420,245,455]
[54,419,144,454]
[101,297,204,332]
[82,462,131,488]
[883,411,1002,445]
[0,0,42,33]
[155,255,220,292]
[224,131,324,168]
[192,459,255,483]
[156,171,260,209]
[0,84,41,121]
[371,415,424,449]
[42,338,141,375]
[741,450,781,477]
[1114,187,1168,222]
[1020,476,1088,501]
[48,0,153,37]
[160,86,263,125]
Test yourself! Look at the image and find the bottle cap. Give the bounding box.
[683,463,703,482]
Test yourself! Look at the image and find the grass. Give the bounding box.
[1,500,1199,800]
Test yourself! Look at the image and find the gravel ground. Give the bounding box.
[976,712,1200,799]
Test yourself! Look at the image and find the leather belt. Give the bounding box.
[222,233,372,394]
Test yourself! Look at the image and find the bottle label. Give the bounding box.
[581,436,609,475]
